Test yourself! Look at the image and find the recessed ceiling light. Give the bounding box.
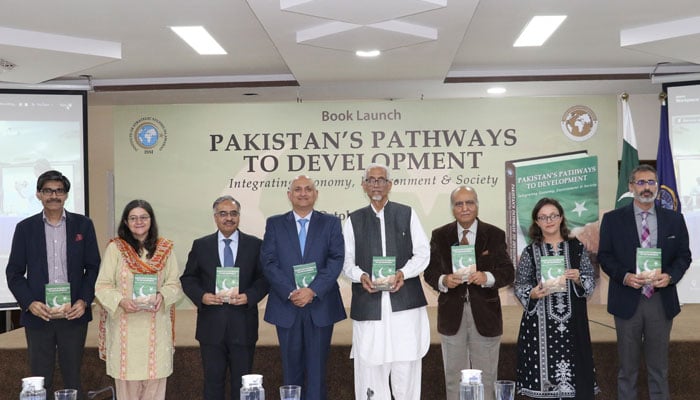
[513,16,567,47]
[487,87,507,94]
[356,50,381,58]
[171,26,227,55]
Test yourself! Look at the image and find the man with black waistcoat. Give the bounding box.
[181,195,269,400]
[424,186,514,400]
[599,164,691,400]
[6,170,101,398]
[342,163,430,400]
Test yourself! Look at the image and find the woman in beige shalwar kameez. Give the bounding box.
[95,199,182,400]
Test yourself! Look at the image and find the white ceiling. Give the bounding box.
[1,0,700,105]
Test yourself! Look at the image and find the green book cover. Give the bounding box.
[636,247,662,280]
[293,262,317,289]
[372,256,396,291]
[451,245,476,281]
[505,152,598,264]
[45,283,71,314]
[540,255,566,293]
[216,267,240,299]
[133,273,158,309]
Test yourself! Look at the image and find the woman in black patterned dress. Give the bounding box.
[514,197,598,399]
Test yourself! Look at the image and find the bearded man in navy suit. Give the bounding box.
[260,175,346,400]
[181,195,269,400]
[599,164,692,400]
[6,170,101,398]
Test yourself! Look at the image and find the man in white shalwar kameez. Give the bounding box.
[343,163,430,400]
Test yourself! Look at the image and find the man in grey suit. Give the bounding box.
[181,195,269,400]
[599,164,692,400]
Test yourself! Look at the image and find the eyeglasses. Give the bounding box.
[537,214,561,222]
[365,177,389,186]
[127,215,151,223]
[631,179,657,187]
[453,200,477,208]
[39,188,66,196]
[215,210,240,218]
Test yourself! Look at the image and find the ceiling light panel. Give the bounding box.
[171,26,227,55]
[513,16,566,47]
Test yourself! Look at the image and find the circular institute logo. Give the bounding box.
[561,105,598,141]
[129,117,167,153]
[657,184,679,211]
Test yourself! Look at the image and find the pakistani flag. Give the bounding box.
[616,96,639,208]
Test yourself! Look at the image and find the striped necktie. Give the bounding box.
[640,212,654,298]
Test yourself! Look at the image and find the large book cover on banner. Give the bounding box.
[505,152,599,263]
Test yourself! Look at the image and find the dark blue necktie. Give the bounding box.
[223,238,234,267]
[298,219,308,256]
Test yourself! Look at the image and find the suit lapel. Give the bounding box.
[205,233,220,267]
[285,212,303,260]
[625,204,642,248]
[473,219,488,256]
[33,213,49,282]
[655,205,667,249]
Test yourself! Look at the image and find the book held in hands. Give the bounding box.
[540,256,566,293]
[372,256,396,291]
[451,245,476,282]
[216,267,240,303]
[293,262,317,289]
[133,274,158,310]
[45,283,71,318]
[636,247,662,284]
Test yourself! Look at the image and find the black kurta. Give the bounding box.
[514,239,598,399]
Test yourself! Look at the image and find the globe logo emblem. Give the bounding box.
[561,105,598,141]
[136,123,160,148]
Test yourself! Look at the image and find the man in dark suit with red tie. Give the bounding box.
[424,186,514,400]
[599,164,692,400]
[260,175,346,400]
[181,195,269,400]
[6,170,101,398]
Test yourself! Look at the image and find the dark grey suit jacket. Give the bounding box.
[181,230,269,344]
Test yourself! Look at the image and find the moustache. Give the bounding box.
[641,190,654,196]
[47,199,62,203]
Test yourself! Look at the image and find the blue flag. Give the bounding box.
[656,100,681,212]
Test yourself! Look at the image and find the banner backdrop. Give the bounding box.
[113,97,618,304]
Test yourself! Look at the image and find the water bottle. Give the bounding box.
[459,369,484,400]
[19,377,46,400]
[240,374,265,400]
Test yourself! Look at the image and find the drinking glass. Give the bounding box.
[279,385,301,400]
[54,389,78,400]
[494,380,515,400]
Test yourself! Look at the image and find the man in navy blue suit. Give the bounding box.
[599,164,692,400]
[260,175,346,400]
[181,195,269,400]
[6,170,101,398]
